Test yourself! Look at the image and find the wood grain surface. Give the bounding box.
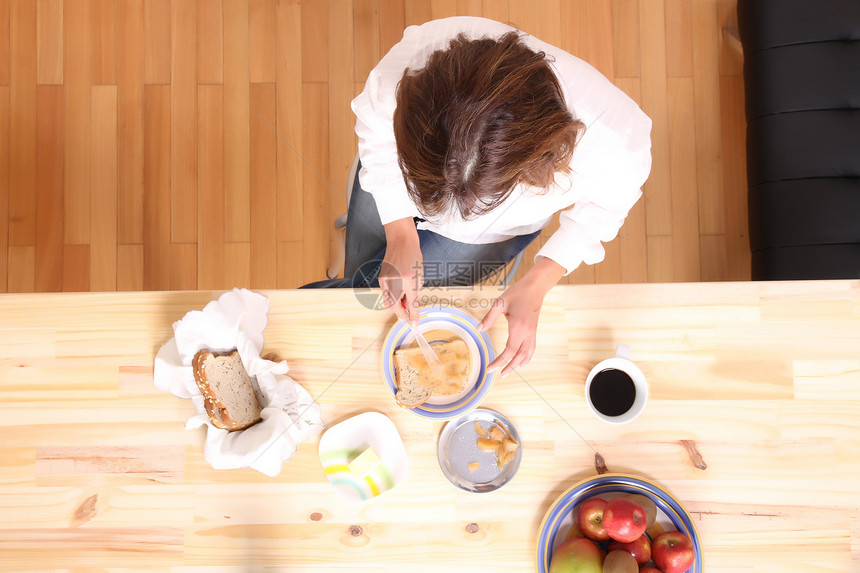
[1,0,749,293]
[1,281,858,570]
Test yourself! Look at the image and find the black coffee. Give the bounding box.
[589,368,636,417]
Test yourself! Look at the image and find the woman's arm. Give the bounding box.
[477,256,566,377]
[378,218,423,326]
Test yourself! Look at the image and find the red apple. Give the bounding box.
[652,531,695,573]
[577,498,610,542]
[603,497,648,543]
[608,534,652,565]
[639,568,663,573]
[549,537,605,573]
[625,493,658,528]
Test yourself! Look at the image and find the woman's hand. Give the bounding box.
[379,218,423,326]
[478,257,566,377]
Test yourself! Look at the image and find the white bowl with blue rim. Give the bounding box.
[536,473,703,572]
[381,304,496,420]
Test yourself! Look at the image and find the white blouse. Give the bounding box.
[351,17,653,274]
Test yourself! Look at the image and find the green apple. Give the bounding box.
[550,538,606,573]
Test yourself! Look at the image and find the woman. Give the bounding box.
[309,17,652,378]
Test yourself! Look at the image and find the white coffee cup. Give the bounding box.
[584,344,648,424]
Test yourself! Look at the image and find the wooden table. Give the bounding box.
[1,281,858,571]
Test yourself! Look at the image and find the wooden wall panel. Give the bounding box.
[585,0,613,78]
[275,0,303,243]
[354,0,380,84]
[9,0,37,251]
[721,74,749,281]
[692,0,725,235]
[142,85,171,290]
[117,0,144,245]
[638,0,672,238]
[91,0,116,85]
[197,0,223,84]
[223,0,251,243]
[143,0,170,84]
[619,197,648,284]
[0,0,9,85]
[594,239,622,285]
[647,235,674,283]
[613,0,640,78]
[665,0,692,77]
[481,0,508,24]
[170,243,197,290]
[302,83,329,285]
[34,85,64,292]
[197,85,224,290]
[224,242,251,288]
[667,76,701,282]
[379,0,405,55]
[559,0,587,64]
[700,234,728,282]
[90,85,118,291]
[506,0,533,35]
[249,0,275,83]
[63,0,91,245]
[537,0,564,49]
[8,246,35,292]
[329,0,355,224]
[250,83,277,289]
[277,240,303,289]
[718,0,742,77]
[36,0,62,85]
[430,0,457,20]
[302,0,328,83]
[62,244,89,291]
[117,244,144,291]
[170,0,198,244]
[0,87,8,291]
[457,0,482,16]
[404,0,431,28]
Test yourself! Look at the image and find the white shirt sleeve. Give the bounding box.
[352,59,420,224]
[536,111,652,274]
[534,52,653,275]
[350,23,442,224]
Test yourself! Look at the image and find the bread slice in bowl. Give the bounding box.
[393,339,471,408]
[192,349,263,431]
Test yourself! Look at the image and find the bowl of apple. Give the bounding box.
[536,473,703,573]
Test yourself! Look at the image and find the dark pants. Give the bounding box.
[302,163,540,289]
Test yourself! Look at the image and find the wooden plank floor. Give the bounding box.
[0,0,749,293]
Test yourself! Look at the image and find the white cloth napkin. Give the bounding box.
[153,288,324,477]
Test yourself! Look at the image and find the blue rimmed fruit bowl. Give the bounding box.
[381,305,496,420]
[536,473,703,572]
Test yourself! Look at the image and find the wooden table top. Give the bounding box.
[1,280,858,571]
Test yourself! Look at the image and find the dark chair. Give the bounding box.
[738,0,860,279]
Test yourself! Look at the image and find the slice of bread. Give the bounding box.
[393,339,471,408]
[192,349,263,431]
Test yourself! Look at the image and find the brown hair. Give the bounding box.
[393,31,584,220]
